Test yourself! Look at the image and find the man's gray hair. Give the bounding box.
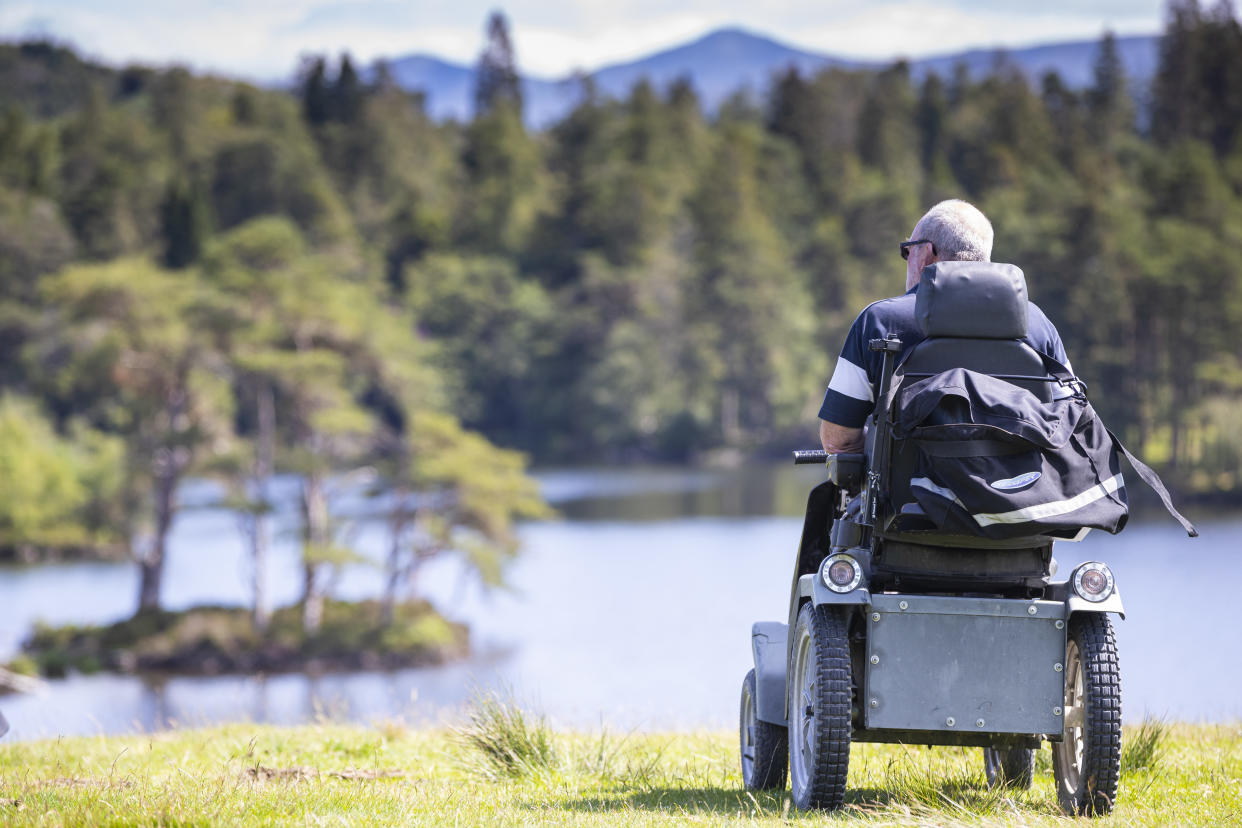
[914,199,993,262]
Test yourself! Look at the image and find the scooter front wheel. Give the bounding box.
[1052,613,1121,816]
[787,602,851,810]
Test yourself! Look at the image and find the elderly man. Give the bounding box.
[817,199,1072,454]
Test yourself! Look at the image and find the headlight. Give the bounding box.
[1072,561,1115,602]
[822,553,863,593]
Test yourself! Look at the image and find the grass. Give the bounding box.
[454,690,557,778]
[1121,716,1167,773]
[0,713,1238,826]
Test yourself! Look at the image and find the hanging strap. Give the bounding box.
[1035,351,1089,397]
[1107,428,1199,537]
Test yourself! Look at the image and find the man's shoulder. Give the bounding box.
[847,293,919,347]
[1026,301,1063,339]
[854,292,917,327]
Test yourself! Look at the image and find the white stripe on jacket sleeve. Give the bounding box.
[826,357,873,403]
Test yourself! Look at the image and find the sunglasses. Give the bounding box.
[899,239,937,260]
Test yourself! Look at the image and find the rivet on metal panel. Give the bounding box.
[899,600,909,610]
[870,699,879,708]
[1053,707,1063,716]
[1027,605,1038,615]
[870,655,879,665]
[871,612,881,622]
[1055,620,1065,629]
[1054,662,1064,672]
[976,719,985,728]
[946,717,955,727]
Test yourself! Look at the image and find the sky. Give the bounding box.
[0,0,1166,80]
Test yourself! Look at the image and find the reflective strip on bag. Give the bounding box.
[909,476,967,509]
[910,474,1125,528]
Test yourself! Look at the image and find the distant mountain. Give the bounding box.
[383,27,1160,127]
[588,28,863,110]
[385,55,472,109]
[384,53,578,125]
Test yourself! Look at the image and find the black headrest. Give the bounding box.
[915,261,1029,339]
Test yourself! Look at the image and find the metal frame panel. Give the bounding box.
[863,594,1066,735]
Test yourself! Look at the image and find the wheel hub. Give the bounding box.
[1055,638,1085,794]
[789,631,815,791]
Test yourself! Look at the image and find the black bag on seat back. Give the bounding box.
[891,361,1198,540]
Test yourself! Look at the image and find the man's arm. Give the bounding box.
[818,307,877,454]
[1028,302,1076,397]
[819,419,864,454]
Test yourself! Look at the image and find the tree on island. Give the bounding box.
[202,216,544,634]
[34,259,233,611]
[376,409,550,625]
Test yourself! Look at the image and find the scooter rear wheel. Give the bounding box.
[983,746,1035,789]
[739,668,788,790]
[788,603,851,810]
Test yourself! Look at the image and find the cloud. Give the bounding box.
[0,0,1164,80]
[779,1,1162,60]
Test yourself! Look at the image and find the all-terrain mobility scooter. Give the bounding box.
[739,262,1194,817]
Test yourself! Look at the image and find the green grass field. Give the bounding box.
[0,716,1238,826]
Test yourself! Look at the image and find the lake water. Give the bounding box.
[1,464,1238,741]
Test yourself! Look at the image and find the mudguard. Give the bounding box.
[1068,587,1125,619]
[1046,578,1125,619]
[750,622,788,726]
[798,573,872,607]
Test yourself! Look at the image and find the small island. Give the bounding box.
[11,600,467,681]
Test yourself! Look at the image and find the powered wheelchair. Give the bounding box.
[739,263,1126,817]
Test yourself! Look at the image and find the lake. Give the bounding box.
[1,464,1237,740]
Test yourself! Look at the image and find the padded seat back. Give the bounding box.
[900,339,1054,403]
[878,261,1058,550]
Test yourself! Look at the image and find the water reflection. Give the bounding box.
[1,464,1237,740]
[544,463,826,520]
[5,663,509,738]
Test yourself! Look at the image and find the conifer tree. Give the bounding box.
[1087,31,1133,145]
[768,68,811,142]
[159,173,210,269]
[334,54,363,124]
[916,73,949,177]
[1199,0,1242,154]
[301,56,331,125]
[474,11,522,118]
[1152,0,1204,144]
[856,61,918,178]
[1041,71,1088,169]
